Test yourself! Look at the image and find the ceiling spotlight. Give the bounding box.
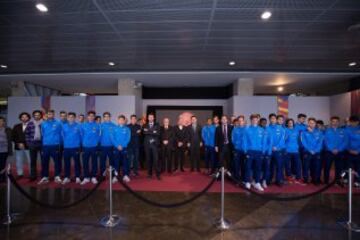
[349,62,357,67]
[261,11,272,20]
[277,86,284,92]
[108,62,115,66]
[36,3,48,12]
[229,61,236,66]
[0,64,7,69]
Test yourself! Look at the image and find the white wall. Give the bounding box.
[231,96,278,119]
[7,97,41,127]
[95,96,136,121]
[51,96,86,116]
[330,92,351,121]
[288,96,330,122]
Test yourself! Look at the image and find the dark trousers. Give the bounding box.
[347,153,360,182]
[41,145,61,178]
[262,154,271,183]
[0,152,8,182]
[161,145,172,173]
[174,147,185,171]
[63,148,81,178]
[324,151,345,183]
[29,141,42,178]
[82,147,98,178]
[245,150,263,183]
[204,146,215,171]
[145,144,160,177]
[113,148,128,176]
[285,152,302,180]
[100,146,114,175]
[219,144,231,170]
[190,144,201,171]
[233,150,245,181]
[303,151,321,183]
[273,150,285,184]
[127,146,140,175]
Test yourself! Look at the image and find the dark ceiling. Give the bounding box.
[0,0,360,74]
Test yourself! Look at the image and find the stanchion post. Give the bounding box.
[215,167,231,230]
[338,168,360,232]
[3,164,13,225]
[100,166,122,227]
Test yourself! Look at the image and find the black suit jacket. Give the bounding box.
[215,124,233,151]
[12,123,28,150]
[160,126,175,150]
[187,124,202,145]
[142,122,161,146]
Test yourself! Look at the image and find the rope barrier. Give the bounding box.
[118,171,220,208]
[226,171,336,201]
[7,173,103,209]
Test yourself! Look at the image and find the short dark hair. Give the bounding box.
[308,117,316,123]
[349,115,359,122]
[118,115,126,120]
[268,113,276,119]
[276,115,284,120]
[60,111,67,115]
[46,109,55,114]
[148,113,155,117]
[238,115,245,120]
[286,118,294,127]
[103,112,111,117]
[130,114,137,119]
[330,116,340,121]
[316,120,324,125]
[87,111,96,115]
[68,112,76,117]
[95,116,101,120]
[260,117,267,122]
[191,115,197,119]
[0,116,5,121]
[32,110,42,116]
[19,112,31,120]
[79,114,84,117]
[297,113,307,119]
[250,114,259,120]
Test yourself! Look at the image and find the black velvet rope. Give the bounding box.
[7,173,103,209]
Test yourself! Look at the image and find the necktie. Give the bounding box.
[223,125,228,144]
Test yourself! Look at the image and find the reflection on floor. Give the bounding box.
[0,185,359,240]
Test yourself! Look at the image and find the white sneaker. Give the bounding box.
[37,177,49,185]
[122,175,130,183]
[62,177,71,185]
[262,180,268,189]
[54,176,62,184]
[112,177,118,184]
[245,182,251,189]
[354,182,360,188]
[254,183,264,192]
[91,177,98,185]
[75,177,81,184]
[81,178,90,185]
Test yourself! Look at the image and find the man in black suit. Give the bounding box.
[215,115,233,171]
[174,122,189,172]
[160,117,174,173]
[188,116,202,172]
[143,113,161,180]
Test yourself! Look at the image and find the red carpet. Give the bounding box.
[6,168,359,194]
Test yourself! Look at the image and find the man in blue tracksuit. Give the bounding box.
[301,117,324,185]
[346,115,360,187]
[80,111,100,185]
[244,114,266,192]
[262,124,273,188]
[202,118,216,175]
[111,115,131,183]
[284,118,302,183]
[38,110,62,185]
[324,116,348,185]
[268,115,286,186]
[231,115,246,181]
[62,112,82,185]
[100,112,116,178]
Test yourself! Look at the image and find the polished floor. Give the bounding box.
[0,183,360,240]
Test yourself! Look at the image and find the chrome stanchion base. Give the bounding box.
[338,221,360,232]
[100,215,122,228]
[215,218,231,230]
[2,213,20,225]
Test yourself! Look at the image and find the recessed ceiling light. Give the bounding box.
[229,61,236,66]
[349,62,357,67]
[36,3,48,12]
[277,86,284,92]
[108,62,115,66]
[0,64,7,69]
[261,11,272,20]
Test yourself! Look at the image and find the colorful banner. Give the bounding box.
[277,95,289,118]
[351,89,360,116]
[85,95,96,113]
[41,96,51,112]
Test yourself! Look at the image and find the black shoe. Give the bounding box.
[180,168,185,172]
[147,175,152,179]
[29,176,37,182]
[16,175,24,180]
[156,175,161,180]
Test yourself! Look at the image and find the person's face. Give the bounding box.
[163,118,170,126]
[79,115,84,122]
[128,116,135,124]
[20,114,29,123]
[87,114,95,122]
[269,116,276,124]
[288,120,294,128]
[298,117,306,124]
[277,117,284,125]
[118,118,125,125]
[0,119,5,128]
[239,118,245,127]
[67,115,75,123]
[221,116,228,124]
[213,117,219,125]
[308,120,316,129]
[191,117,197,124]
[96,118,101,123]
[103,114,111,122]
[33,112,42,121]
[251,117,259,125]
[207,119,212,125]
[330,119,339,128]
[148,115,154,122]
[60,113,67,121]
[260,119,267,127]
[47,112,54,120]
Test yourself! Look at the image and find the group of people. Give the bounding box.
[0,109,359,193]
